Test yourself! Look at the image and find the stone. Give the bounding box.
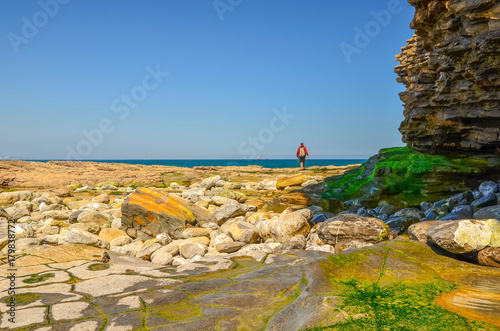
[318,214,389,252]
[151,251,173,265]
[473,205,500,220]
[66,199,92,210]
[77,210,112,225]
[136,242,161,260]
[42,210,71,221]
[213,201,248,225]
[274,235,307,252]
[51,301,98,322]
[70,222,101,234]
[408,221,440,243]
[182,227,212,238]
[200,175,221,189]
[393,208,425,220]
[112,240,143,256]
[98,228,128,242]
[5,206,30,220]
[92,194,110,204]
[276,174,307,189]
[375,204,399,216]
[110,235,133,247]
[216,241,246,253]
[441,205,474,220]
[179,242,207,259]
[478,247,500,268]
[58,229,110,249]
[212,189,248,203]
[428,219,500,254]
[225,220,260,244]
[121,187,216,239]
[479,181,499,196]
[13,223,34,239]
[385,216,421,233]
[0,191,32,207]
[211,196,234,206]
[471,193,498,209]
[151,242,180,260]
[257,211,311,243]
[448,191,475,208]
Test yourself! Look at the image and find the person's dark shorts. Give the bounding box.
[298,156,306,163]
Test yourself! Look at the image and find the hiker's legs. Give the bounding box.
[300,161,305,170]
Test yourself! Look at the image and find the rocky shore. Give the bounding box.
[1,161,500,329]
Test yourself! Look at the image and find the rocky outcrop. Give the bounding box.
[121,187,216,239]
[395,0,500,154]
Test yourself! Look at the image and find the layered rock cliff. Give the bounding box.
[395,0,500,155]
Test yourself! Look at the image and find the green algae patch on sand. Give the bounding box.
[152,302,201,321]
[88,263,110,271]
[322,146,500,208]
[4,293,41,306]
[305,278,496,331]
[23,273,55,284]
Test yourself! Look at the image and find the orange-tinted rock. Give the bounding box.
[276,174,307,190]
[121,188,216,239]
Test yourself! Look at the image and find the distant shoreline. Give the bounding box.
[19,159,367,169]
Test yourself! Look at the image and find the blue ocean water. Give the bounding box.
[32,159,365,169]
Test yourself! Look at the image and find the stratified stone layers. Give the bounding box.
[395,0,500,154]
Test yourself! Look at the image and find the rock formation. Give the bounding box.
[395,0,500,154]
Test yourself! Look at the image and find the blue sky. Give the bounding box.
[0,0,415,160]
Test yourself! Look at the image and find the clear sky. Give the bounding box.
[0,0,415,160]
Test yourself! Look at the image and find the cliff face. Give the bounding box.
[395,0,500,155]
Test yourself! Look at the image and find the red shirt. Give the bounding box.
[297,145,309,157]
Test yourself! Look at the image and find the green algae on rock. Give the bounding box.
[322,146,500,208]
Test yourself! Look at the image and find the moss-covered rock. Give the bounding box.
[322,146,500,208]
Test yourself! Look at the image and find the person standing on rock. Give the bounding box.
[297,143,309,170]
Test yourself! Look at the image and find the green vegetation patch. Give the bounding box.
[322,146,499,207]
[4,293,41,306]
[23,273,55,284]
[306,278,493,330]
[88,263,110,271]
[153,302,201,321]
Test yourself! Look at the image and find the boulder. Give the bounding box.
[58,229,110,249]
[408,221,440,242]
[151,241,181,260]
[479,181,499,196]
[211,196,234,206]
[98,228,128,242]
[212,190,248,203]
[70,222,101,234]
[200,175,221,189]
[110,235,133,247]
[136,242,162,260]
[181,188,206,203]
[225,220,260,244]
[4,206,30,220]
[274,235,307,252]
[65,200,92,210]
[179,242,207,259]
[111,240,143,256]
[77,210,112,226]
[276,174,307,190]
[385,216,421,233]
[471,193,497,209]
[246,212,270,225]
[427,219,500,254]
[393,208,425,220]
[0,191,32,207]
[42,210,71,221]
[441,205,474,220]
[151,252,173,265]
[473,205,500,220]
[210,232,234,248]
[216,241,246,253]
[213,202,248,225]
[478,247,500,268]
[121,188,216,239]
[182,228,212,238]
[317,214,389,252]
[92,194,110,204]
[13,223,34,239]
[257,211,311,243]
[448,191,474,208]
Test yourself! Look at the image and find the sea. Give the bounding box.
[31,159,366,169]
